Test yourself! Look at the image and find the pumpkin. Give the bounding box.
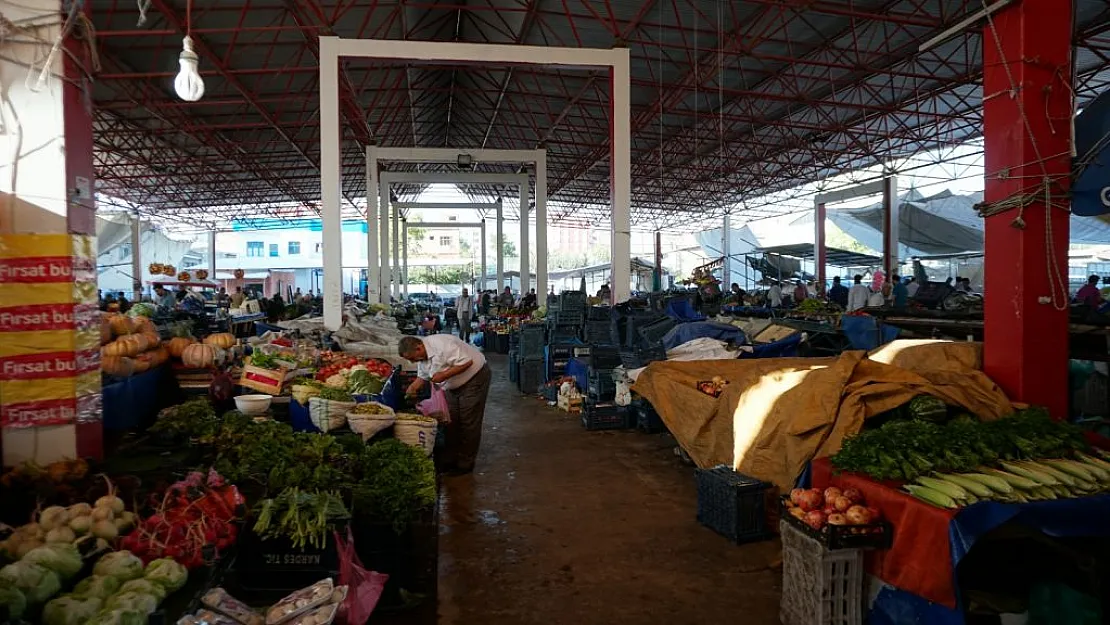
[182,343,218,368]
[162,264,176,276]
[99,315,113,345]
[102,335,143,358]
[148,263,164,275]
[165,336,196,358]
[154,346,170,366]
[133,354,152,373]
[108,313,133,336]
[204,333,236,349]
[101,356,135,377]
[196,269,209,280]
[178,271,191,282]
[131,316,156,335]
[234,269,245,279]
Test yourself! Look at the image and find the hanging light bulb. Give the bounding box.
[174,36,205,102]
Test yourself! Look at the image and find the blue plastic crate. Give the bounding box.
[695,465,773,544]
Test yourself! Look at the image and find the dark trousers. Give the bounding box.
[442,363,491,471]
[459,314,472,343]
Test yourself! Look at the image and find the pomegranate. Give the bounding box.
[842,487,864,504]
[823,487,843,504]
[845,505,872,525]
[796,489,824,512]
[832,496,853,512]
[789,488,806,506]
[822,506,837,517]
[827,513,848,526]
[804,510,826,530]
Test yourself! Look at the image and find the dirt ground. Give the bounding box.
[434,353,783,624]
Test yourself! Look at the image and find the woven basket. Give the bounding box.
[308,397,355,432]
[394,417,437,456]
[347,403,396,441]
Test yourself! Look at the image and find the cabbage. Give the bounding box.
[22,543,83,579]
[92,551,144,582]
[348,369,384,395]
[0,561,62,604]
[42,594,102,625]
[85,609,146,625]
[0,587,26,619]
[118,579,166,602]
[143,558,188,593]
[73,575,122,600]
[104,591,158,615]
[129,303,156,318]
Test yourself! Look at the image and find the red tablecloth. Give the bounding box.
[811,457,959,608]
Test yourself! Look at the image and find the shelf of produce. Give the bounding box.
[811,457,1110,619]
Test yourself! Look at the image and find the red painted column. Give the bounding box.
[814,202,827,294]
[982,0,1073,418]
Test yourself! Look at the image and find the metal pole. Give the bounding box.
[392,202,400,299]
[366,146,379,301]
[609,47,632,303]
[130,216,142,301]
[536,152,548,297]
[480,219,487,291]
[379,179,390,304]
[519,183,530,294]
[402,220,409,298]
[496,199,504,290]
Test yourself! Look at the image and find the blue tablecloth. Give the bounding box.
[102,366,170,430]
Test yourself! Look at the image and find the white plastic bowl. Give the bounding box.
[234,394,272,415]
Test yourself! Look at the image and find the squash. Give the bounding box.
[101,335,142,358]
[181,344,218,368]
[101,356,135,377]
[108,314,133,336]
[151,346,170,367]
[132,354,152,373]
[204,333,236,349]
[99,315,113,346]
[165,336,196,358]
[131,316,156,335]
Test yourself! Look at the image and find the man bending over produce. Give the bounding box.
[399,335,491,476]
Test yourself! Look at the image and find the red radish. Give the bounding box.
[832,496,853,512]
[842,487,864,504]
[804,510,826,530]
[796,489,823,512]
[789,488,806,505]
[846,505,872,525]
[827,513,848,526]
[823,487,843,504]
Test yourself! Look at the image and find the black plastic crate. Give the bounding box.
[631,399,666,433]
[588,345,622,369]
[619,343,667,369]
[586,306,611,321]
[549,312,585,327]
[581,401,628,431]
[519,328,546,361]
[779,496,893,550]
[695,465,774,544]
[519,360,544,394]
[559,291,588,307]
[587,368,616,400]
[234,527,339,592]
[584,320,614,345]
[508,350,519,383]
[549,324,580,342]
[638,317,677,345]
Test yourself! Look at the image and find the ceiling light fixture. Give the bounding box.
[174,1,204,101]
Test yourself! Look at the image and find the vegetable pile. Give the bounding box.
[783,486,882,531]
[252,489,349,549]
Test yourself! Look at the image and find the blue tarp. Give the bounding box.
[103,366,170,430]
[662,321,747,350]
[663,298,704,321]
[840,315,900,350]
[745,334,803,358]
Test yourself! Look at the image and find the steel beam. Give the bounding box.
[392,202,501,210]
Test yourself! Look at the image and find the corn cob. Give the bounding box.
[1015,460,1078,487]
[1000,461,1060,487]
[1039,459,1097,483]
[978,467,1039,490]
[935,473,993,498]
[1070,455,1110,481]
[904,484,959,509]
[958,472,1014,495]
[1075,452,1110,475]
[915,476,969,501]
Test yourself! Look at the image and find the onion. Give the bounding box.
[46,526,76,543]
[91,519,118,541]
[40,506,69,531]
[95,495,125,515]
[114,511,135,532]
[91,505,115,522]
[18,523,44,540]
[67,503,92,517]
[69,515,92,535]
[15,538,42,558]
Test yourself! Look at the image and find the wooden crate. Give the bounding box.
[557,394,583,413]
[239,358,288,395]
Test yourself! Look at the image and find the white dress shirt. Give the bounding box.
[847,284,870,311]
[456,295,473,316]
[417,334,487,390]
[768,285,783,307]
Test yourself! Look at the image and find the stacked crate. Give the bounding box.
[583,306,613,345]
[547,291,587,342]
[516,324,546,394]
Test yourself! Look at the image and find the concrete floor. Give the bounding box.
[436,354,783,625]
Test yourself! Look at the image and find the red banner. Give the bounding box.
[0,397,78,428]
[0,304,79,332]
[0,349,100,381]
[0,257,76,283]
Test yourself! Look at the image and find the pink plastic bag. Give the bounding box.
[417,385,451,423]
[334,529,388,625]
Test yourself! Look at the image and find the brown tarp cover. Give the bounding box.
[632,340,1014,491]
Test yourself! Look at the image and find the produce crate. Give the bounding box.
[637,317,677,346]
[779,497,893,550]
[586,306,611,321]
[584,320,614,345]
[580,400,628,430]
[631,398,666,433]
[695,465,774,544]
[549,309,585,327]
[779,520,863,625]
[588,345,622,369]
[548,323,581,342]
[559,291,588,310]
[518,325,546,361]
[619,343,667,369]
[519,360,544,394]
[508,351,520,383]
[587,368,616,401]
[492,332,510,354]
[239,359,288,395]
[234,528,339,592]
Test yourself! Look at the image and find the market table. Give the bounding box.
[811,457,1110,623]
[103,365,178,430]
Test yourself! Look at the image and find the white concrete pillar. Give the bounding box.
[402,220,409,297]
[392,203,400,298]
[131,217,142,301]
[519,183,530,295]
[366,147,379,301]
[722,214,731,287]
[207,230,217,281]
[378,179,390,304]
[536,153,548,298]
[496,200,504,290]
[480,219,487,291]
[610,48,632,303]
[318,37,343,329]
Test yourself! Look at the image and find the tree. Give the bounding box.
[405,215,426,254]
[501,238,517,258]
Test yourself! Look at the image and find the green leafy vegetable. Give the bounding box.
[252,488,350,550]
[85,610,145,625]
[73,575,122,600]
[42,594,102,625]
[351,440,437,533]
[21,543,83,579]
[0,561,62,604]
[0,587,27,619]
[150,399,218,441]
[92,551,144,582]
[143,558,188,593]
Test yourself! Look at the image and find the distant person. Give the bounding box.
[498,286,515,307]
[596,283,611,301]
[955,277,970,293]
[891,274,908,308]
[547,288,558,305]
[961,277,973,293]
[267,293,285,323]
[230,286,246,308]
[217,287,230,306]
[457,288,474,343]
[847,275,869,312]
[480,290,492,314]
[792,281,807,304]
[154,286,176,310]
[767,281,783,308]
[1077,274,1102,307]
[827,276,848,308]
[521,288,538,308]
